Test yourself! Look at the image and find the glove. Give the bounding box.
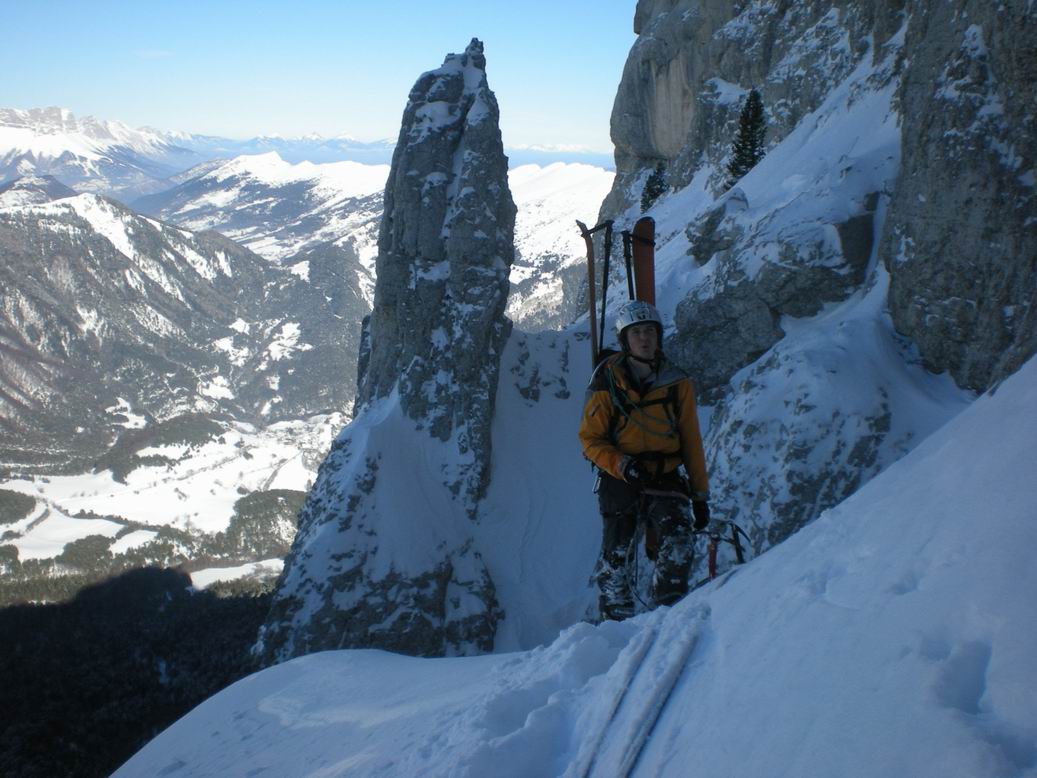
[692,500,710,531]
[622,458,644,487]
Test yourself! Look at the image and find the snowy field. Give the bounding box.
[508,162,615,282]
[118,354,1037,778]
[1,414,343,558]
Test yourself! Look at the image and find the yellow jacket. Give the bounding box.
[578,353,709,498]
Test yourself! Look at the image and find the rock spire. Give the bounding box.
[256,39,515,663]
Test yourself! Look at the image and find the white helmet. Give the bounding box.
[614,300,663,345]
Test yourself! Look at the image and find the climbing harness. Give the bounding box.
[606,498,752,617]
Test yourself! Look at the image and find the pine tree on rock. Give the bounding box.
[641,161,667,213]
[725,88,767,190]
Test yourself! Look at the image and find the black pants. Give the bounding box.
[596,472,695,611]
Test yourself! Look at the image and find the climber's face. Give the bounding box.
[626,322,658,361]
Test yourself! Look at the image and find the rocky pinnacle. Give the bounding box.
[358,37,516,508]
[255,40,514,664]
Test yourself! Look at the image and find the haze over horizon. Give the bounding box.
[3,1,635,153]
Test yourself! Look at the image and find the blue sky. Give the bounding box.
[5,1,636,152]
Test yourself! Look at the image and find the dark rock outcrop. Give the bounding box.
[881,1,1037,391]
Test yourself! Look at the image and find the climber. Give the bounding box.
[578,300,711,621]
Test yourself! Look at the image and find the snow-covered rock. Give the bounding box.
[882,2,1037,390]
[605,0,1036,394]
[256,39,516,663]
[591,0,1033,568]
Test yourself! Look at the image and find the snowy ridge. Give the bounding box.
[133,152,387,277]
[205,152,389,198]
[0,107,178,162]
[118,354,1037,777]
[138,157,611,323]
[507,163,615,330]
[0,174,77,207]
[0,106,203,199]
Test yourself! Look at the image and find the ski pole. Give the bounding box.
[621,231,635,301]
[576,220,599,365]
[729,522,746,564]
[598,221,614,350]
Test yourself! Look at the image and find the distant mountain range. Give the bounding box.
[0,106,614,203]
[132,152,615,327]
[0,112,613,599]
[0,178,366,473]
[131,152,388,291]
[0,107,203,200]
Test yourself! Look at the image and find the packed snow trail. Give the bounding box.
[577,605,708,778]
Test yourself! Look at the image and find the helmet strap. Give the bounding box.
[628,351,661,370]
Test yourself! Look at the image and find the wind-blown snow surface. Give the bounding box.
[119,355,1037,777]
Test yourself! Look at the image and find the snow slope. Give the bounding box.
[118,353,1037,778]
[507,163,615,329]
[134,151,389,267]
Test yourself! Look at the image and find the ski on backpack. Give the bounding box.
[577,219,616,367]
[630,216,655,305]
[580,216,654,365]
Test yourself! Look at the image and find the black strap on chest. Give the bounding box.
[605,372,681,444]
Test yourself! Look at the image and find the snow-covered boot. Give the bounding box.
[651,506,694,607]
[597,549,634,621]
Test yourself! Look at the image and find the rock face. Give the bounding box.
[602,0,913,411]
[882,1,1037,391]
[359,38,516,501]
[672,186,882,401]
[256,39,515,663]
[606,0,1035,395]
[598,0,1034,561]
[604,0,904,216]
